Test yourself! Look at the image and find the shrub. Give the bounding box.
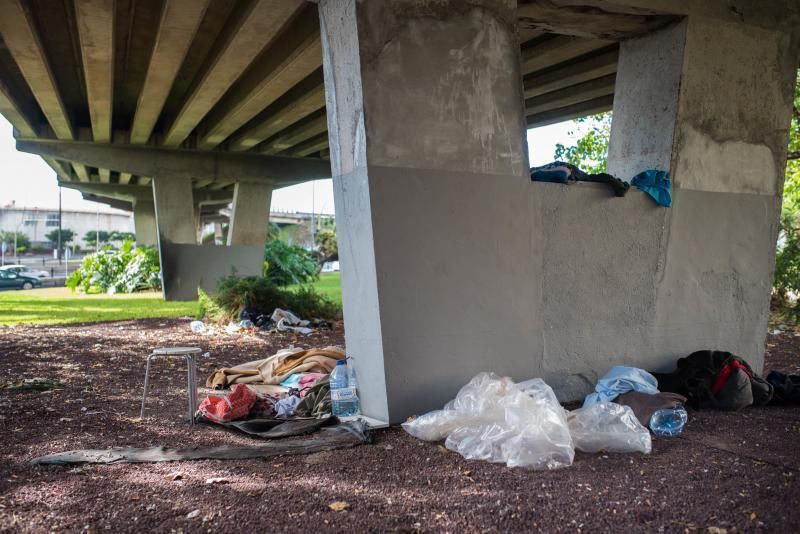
[264,240,319,286]
[198,274,339,323]
[66,240,161,294]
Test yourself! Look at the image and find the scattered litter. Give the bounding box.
[186,510,200,519]
[189,321,206,333]
[567,402,651,454]
[165,472,183,481]
[328,501,350,512]
[1,378,64,391]
[403,373,574,469]
[205,477,229,485]
[530,161,630,197]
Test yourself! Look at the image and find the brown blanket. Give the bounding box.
[206,346,345,389]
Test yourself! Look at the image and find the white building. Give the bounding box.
[0,204,133,250]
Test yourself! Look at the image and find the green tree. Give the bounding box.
[553,112,612,173]
[263,239,319,286]
[84,230,111,246]
[46,228,75,248]
[315,226,338,263]
[110,231,136,242]
[0,231,31,252]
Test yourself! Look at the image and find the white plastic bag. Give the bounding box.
[402,373,574,469]
[567,402,652,454]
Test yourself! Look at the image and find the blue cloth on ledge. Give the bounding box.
[632,170,672,207]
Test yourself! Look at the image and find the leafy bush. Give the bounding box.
[264,240,319,286]
[198,274,339,323]
[66,240,161,294]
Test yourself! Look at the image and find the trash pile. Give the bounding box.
[530,161,672,207]
[197,346,362,437]
[191,307,333,337]
[404,349,794,470]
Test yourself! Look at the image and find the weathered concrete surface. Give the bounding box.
[320,0,527,422]
[322,0,799,422]
[159,244,264,301]
[133,200,157,247]
[151,176,196,245]
[227,182,273,247]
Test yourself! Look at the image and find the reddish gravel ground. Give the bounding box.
[1,318,799,533]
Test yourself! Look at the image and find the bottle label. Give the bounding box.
[331,386,357,401]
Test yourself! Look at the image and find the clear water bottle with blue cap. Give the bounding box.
[649,406,688,437]
[330,359,360,417]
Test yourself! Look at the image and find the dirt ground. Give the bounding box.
[1,318,798,533]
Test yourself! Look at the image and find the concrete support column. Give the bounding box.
[227,181,273,246]
[605,16,798,371]
[133,200,157,247]
[320,0,527,422]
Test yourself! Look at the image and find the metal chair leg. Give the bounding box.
[185,354,196,425]
[140,354,154,419]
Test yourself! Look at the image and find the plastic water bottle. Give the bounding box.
[330,360,360,417]
[649,406,688,437]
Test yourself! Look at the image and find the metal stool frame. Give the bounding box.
[140,347,202,425]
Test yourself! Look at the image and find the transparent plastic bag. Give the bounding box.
[402,373,574,469]
[567,402,652,454]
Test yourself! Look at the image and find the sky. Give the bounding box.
[0,115,583,215]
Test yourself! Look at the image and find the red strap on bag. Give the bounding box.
[712,360,753,395]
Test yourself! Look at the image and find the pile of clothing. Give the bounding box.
[530,161,672,207]
[198,346,345,433]
[652,350,773,410]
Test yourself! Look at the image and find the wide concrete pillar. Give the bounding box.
[603,14,798,375]
[132,200,157,247]
[320,0,528,422]
[227,181,273,246]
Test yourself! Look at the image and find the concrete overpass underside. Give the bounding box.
[1,0,799,422]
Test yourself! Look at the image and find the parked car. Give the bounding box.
[0,264,49,278]
[0,270,42,290]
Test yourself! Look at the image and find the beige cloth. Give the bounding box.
[206,346,345,389]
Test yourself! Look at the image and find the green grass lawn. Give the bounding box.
[0,287,198,326]
[306,272,342,304]
[0,272,341,327]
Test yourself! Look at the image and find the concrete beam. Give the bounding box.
[523,47,618,98]
[520,34,611,75]
[15,139,332,184]
[517,1,677,40]
[526,94,614,127]
[81,193,133,211]
[0,76,37,137]
[525,74,616,115]
[119,172,132,185]
[60,181,233,204]
[130,0,208,145]
[227,182,273,246]
[282,131,328,158]
[163,0,304,147]
[228,68,326,151]
[0,0,90,182]
[259,108,328,155]
[198,4,321,149]
[75,0,114,144]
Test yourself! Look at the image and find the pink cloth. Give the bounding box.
[298,373,327,397]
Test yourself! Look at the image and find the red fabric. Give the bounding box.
[712,360,753,395]
[198,384,257,423]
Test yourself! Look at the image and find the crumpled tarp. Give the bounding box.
[31,421,369,465]
[198,415,337,439]
[583,366,659,407]
[631,169,672,207]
